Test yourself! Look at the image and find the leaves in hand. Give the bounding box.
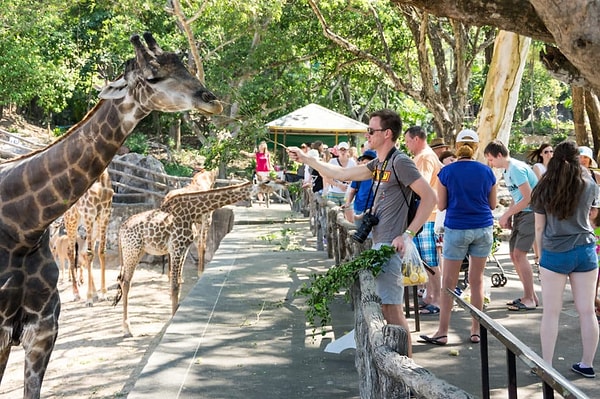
[295,245,395,331]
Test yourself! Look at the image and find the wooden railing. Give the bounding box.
[313,194,587,398]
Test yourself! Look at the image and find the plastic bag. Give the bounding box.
[402,238,428,286]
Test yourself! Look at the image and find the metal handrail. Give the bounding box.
[451,289,589,399]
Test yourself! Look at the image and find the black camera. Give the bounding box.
[352,213,379,243]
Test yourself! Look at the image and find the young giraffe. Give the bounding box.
[63,168,114,305]
[0,32,222,399]
[113,181,251,338]
[161,168,217,274]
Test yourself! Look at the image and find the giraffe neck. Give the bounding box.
[162,183,252,223]
[0,98,150,247]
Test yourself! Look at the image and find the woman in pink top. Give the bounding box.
[254,141,272,181]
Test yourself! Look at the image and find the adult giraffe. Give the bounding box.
[0,32,222,399]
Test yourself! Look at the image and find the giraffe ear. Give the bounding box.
[98,78,128,100]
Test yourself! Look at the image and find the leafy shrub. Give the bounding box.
[124,132,149,155]
[162,162,194,177]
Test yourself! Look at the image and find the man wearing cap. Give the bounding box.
[324,141,355,206]
[404,126,443,315]
[429,137,450,158]
[287,109,437,357]
[484,139,539,311]
[343,149,377,225]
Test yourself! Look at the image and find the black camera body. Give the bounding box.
[352,213,379,243]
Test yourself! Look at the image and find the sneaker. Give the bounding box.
[571,363,596,378]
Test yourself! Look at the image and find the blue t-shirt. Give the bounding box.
[438,160,496,230]
[503,158,538,212]
[350,179,374,213]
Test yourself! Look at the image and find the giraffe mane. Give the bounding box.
[0,99,108,165]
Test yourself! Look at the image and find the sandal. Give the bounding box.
[508,301,536,311]
[418,335,447,346]
[419,304,440,315]
[470,334,481,344]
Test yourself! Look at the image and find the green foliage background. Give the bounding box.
[0,0,574,174]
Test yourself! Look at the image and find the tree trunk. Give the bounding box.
[585,90,600,160]
[572,85,587,146]
[529,1,600,93]
[390,0,600,94]
[476,31,530,154]
[170,118,182,151]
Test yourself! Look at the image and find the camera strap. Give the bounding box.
[364,147,397,216]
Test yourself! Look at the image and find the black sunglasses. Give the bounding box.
[367,127,387,135]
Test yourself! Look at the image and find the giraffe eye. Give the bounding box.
[146,77,164,84]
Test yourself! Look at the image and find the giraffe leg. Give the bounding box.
[0,343,10,384]
[116,233,145,338]
[120,275,133,338]
[97,223,110,301]
[169,253,187,315]
[197,215,209,275]
[64,207,81,301]
[85,248,97,307]
[68,241,80,302]
[21,297,60,399]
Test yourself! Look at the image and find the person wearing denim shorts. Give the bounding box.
[287,109,437,357]
[484,139,539,311]
[419,129,497,346]
[531,140,600,378]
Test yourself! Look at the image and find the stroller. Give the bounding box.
[459,253,507,288]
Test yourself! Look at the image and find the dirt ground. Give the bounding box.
[0,248,200,399]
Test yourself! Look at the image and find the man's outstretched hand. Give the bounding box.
[287,147,304,163]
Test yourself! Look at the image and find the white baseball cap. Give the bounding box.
[337,141,349,150]
[307,149,320,159]
[456,129,479,143]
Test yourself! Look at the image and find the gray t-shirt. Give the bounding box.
[366,149,422,244]
[532,177,599,252]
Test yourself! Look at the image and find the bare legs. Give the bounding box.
[540,267,598,366]
[424,255,487,343]
[423,263,441,311]
[510,248,539,308]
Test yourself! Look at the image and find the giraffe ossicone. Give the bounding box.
[0,32,222,399]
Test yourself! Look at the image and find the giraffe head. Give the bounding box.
[98,32,223,115]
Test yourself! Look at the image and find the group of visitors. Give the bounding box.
[287,107,600,379]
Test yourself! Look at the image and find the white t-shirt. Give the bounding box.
[327,157,356,194]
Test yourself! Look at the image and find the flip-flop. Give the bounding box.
[508,301,536,311]
[506,298,522,306]
[418,334,447,346]
[419,304,440,315]
[470,334,481,344]
[507,297,539,307]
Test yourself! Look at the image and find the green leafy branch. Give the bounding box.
[295,245,395,330]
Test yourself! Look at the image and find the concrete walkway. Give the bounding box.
[128,203,600,398]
